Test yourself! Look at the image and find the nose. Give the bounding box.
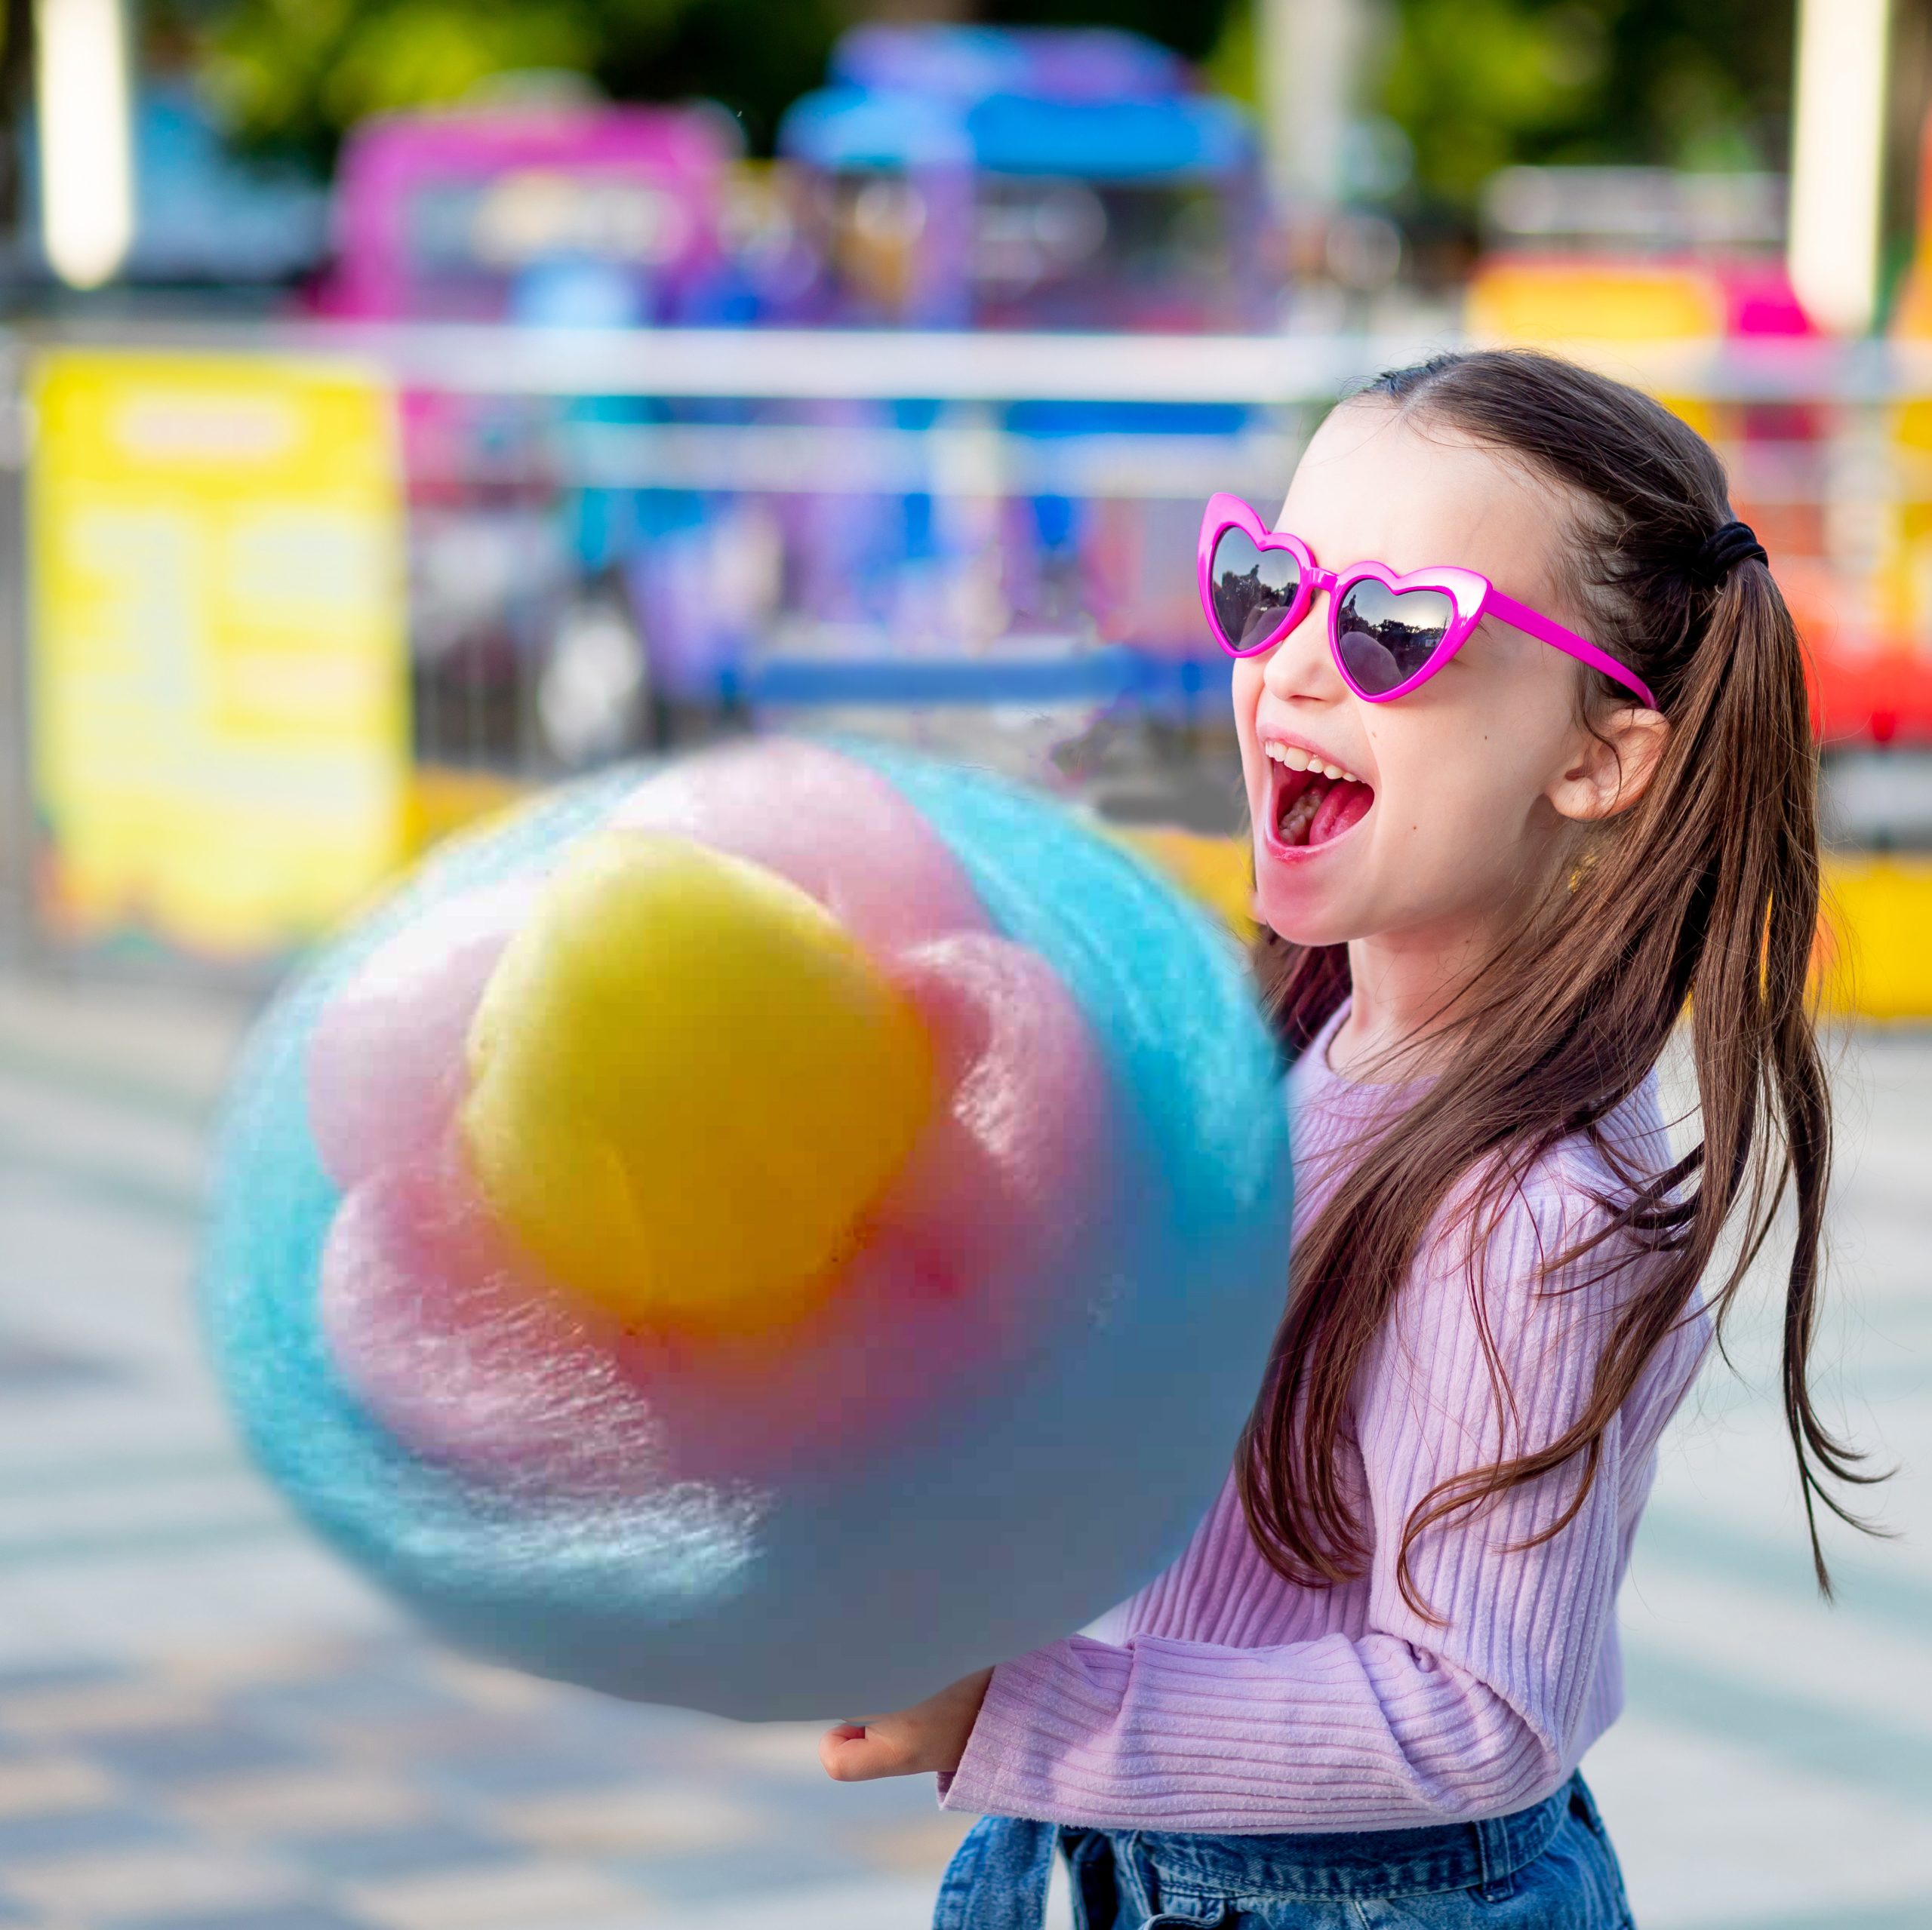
[1259,589,1345,702]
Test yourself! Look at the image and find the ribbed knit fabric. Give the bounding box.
[939,1001,1711,1833]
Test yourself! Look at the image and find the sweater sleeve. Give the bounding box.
[939,1164,1644,1831]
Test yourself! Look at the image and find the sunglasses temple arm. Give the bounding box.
[1484,589,1658,711]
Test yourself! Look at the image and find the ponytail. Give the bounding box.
[1657,561,1859,1586]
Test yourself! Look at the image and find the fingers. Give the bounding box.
[819,1720,913,1782]
[818,1670,994,1784]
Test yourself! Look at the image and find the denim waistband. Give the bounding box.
[1127,1774,1575,1901]
[932,1775,1580,1930]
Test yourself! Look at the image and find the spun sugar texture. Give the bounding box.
[202,742,1293,1717]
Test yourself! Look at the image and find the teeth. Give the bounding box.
[1276,786,1322,846]
[1263,740,1364,785]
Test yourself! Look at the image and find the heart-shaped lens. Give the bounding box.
[1210,527,1300,655]
[1335,579,1455,696]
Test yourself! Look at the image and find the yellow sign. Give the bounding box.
[1466,259,1727,347]
[29,349,408,957]
[1464,259,1725,438]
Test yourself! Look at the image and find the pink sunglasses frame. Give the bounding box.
[1198,493,1657,710]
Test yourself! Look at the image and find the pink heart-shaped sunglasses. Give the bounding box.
[1198,493,1657,709]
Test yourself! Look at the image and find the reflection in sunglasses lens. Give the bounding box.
[1335,579,1454,696]
[1211,527,1300,653]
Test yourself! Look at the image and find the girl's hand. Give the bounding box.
[818,1667,993,1782]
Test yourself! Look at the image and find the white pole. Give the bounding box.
[1257,0,1359,214]
[1788,0,1893,334]
[35,0,135,290]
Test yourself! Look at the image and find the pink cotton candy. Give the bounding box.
[317,928,1110,1489]
[306,880,537,1191]
[318,1135,670,1494]
[863,933,1110,1320]
[608,739,992,954]
[311,743,1112,1491]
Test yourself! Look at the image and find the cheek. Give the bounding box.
[1372,748,1550,865]
[1361,663,1567,840]
[1231,659,1264,727]
[1230,662,1266,784]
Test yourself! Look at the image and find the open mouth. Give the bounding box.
[1268,761,1375,851]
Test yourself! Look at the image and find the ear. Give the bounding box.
[1548,708,1670,822]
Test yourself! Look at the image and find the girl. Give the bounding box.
[820,349,1877,1928]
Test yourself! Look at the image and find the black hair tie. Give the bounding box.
[1690,519,1768,587]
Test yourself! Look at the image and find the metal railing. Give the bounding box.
[8,319,1932,967]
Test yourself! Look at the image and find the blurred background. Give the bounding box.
[0,2,1927,1926]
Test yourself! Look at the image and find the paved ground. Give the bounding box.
[0,967,1924,1929]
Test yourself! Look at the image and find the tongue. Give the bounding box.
[1278,773,1374,848]
[1308,776,1374,845]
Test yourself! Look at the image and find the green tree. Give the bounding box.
[1373,0,1793,215]
[189,0,850,161]
[184,0,1241,165]
[180,0,1791,201]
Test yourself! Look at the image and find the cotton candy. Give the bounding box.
[202,739,1292,1717]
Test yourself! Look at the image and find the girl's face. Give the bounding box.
[1233,401,1653,954]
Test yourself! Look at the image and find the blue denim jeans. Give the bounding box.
[932,1773,1636,1929]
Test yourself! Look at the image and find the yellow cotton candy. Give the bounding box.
[460,830,933,1338]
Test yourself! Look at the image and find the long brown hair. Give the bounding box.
[1236,348,1881,1615]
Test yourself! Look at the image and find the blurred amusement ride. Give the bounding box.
[8,4,1932,1016]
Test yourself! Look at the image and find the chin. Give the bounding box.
[1251,869,1358,950]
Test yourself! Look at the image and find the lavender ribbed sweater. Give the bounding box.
[940,1002,1710,1833]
